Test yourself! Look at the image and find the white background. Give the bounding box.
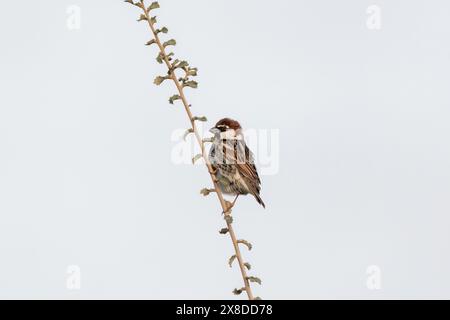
[0,0,449,299]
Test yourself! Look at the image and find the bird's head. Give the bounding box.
[209,118,242,139]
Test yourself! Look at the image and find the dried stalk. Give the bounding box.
[126,0,260,300]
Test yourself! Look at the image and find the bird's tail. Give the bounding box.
[254,194,266,209]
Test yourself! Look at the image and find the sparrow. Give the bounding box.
[208,118,265,209]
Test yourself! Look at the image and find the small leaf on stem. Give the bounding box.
[176,61,189,69]
[192,154,203,164]
[154,76,169,86]
[224,214,233,224]
[169,94,181,104]
[137,14,147,22]
[228,255,237,268]
[202,137,214,144]
[233,287,246,295]
[237,239,253,251]
[183,80,198,89]
[156,52,164,64]
[219,228,229,235]
[187,67,198,76]
[163,39,177,48]
[183,128,194,141]
[247,276,262,285]
[244,262,251,270]
[166,52,175,60]
[192,116,207,122]
[148,1,160,11]
[156,27,168,34]
[200,188,212,196]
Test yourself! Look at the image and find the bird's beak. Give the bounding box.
[209,127,220,135]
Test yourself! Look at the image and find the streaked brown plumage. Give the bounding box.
[208,118,265,208]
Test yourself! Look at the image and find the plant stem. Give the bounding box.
[139,1,254,300]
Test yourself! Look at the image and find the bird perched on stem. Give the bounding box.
[208,118,265,210]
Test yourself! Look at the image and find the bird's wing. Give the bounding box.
[237,143,261,185]
[223,140,261,189]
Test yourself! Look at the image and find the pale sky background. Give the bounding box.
[0,0,450,299]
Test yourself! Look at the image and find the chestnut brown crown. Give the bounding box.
[214,118,242,132]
